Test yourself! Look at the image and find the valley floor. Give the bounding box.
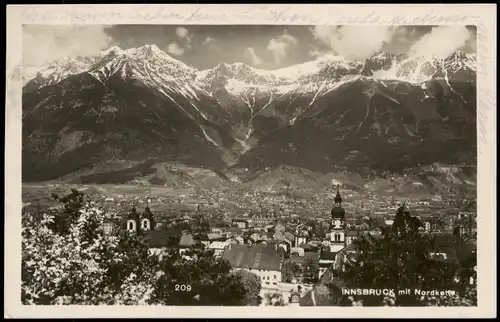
[22,179,474,224]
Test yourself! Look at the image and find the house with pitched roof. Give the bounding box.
[222,244,283,291]
[144,230,178,260]
[179,233,196,255]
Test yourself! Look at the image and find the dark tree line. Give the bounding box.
[327,204,476,306]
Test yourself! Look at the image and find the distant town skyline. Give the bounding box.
[23,25,477,70]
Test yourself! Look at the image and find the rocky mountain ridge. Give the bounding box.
[22,45,477,186]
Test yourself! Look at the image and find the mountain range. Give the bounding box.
[22,44,477,192]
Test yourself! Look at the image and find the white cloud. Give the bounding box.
[165,28,193,56]
[175,27,192,48]
[308,47,328,58]
[312,26,396,61]
[278,34,298,46]
[465,35,477,54]
[202,37,216,46]
[409,26,474,59]
[267,32,299,64]
[166,42,185,56]
[244,47,263,66]
[23,25,113,66]
[176,27,189,39]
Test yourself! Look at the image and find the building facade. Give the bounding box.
[222,244,283,291]
[319,185,347,279]
[328,185,346,253]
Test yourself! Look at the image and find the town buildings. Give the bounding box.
[99,182,476,306]
[222,244,283,291]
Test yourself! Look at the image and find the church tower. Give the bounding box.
[124,203,155,234]
[328,185,346,252]
[125,207,140,233]
[141,201,155,232]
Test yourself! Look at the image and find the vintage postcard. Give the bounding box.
[5,3,497,319]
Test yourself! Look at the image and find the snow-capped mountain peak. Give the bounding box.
[87,44,198,88]
[391,52,477,83]
[22,56,99,88]
[128,44,162,57]
[22,44,477,183]
[123,44,189,67]
[23,46,476,97]
[100,45,125,57]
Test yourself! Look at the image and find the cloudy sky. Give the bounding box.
[23,25,477,70]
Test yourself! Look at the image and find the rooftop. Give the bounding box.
[207,233,225,241]
[179,233,195,247]
[283,233,295,243]
[232,218,249,222]
[226,227,243,233]
[143,230,174,248]
[319,247,337,261]
[222,244,282,271]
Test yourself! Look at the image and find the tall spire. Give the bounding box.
[397,201,409,216]
[401,201,407,212]
[334,184,342,206]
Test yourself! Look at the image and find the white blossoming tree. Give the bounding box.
[22,199,157,305]
[22,189,251,306]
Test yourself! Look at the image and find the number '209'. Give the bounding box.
[175,284,192,291]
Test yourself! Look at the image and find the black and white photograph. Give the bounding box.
[5,3,497,318]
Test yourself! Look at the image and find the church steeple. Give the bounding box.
[125,206,140,233]
[142,200,154,232]
[328,184,346,252]
[397,201,409,216]
[331,184,345,219]
[334,184,342,206]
